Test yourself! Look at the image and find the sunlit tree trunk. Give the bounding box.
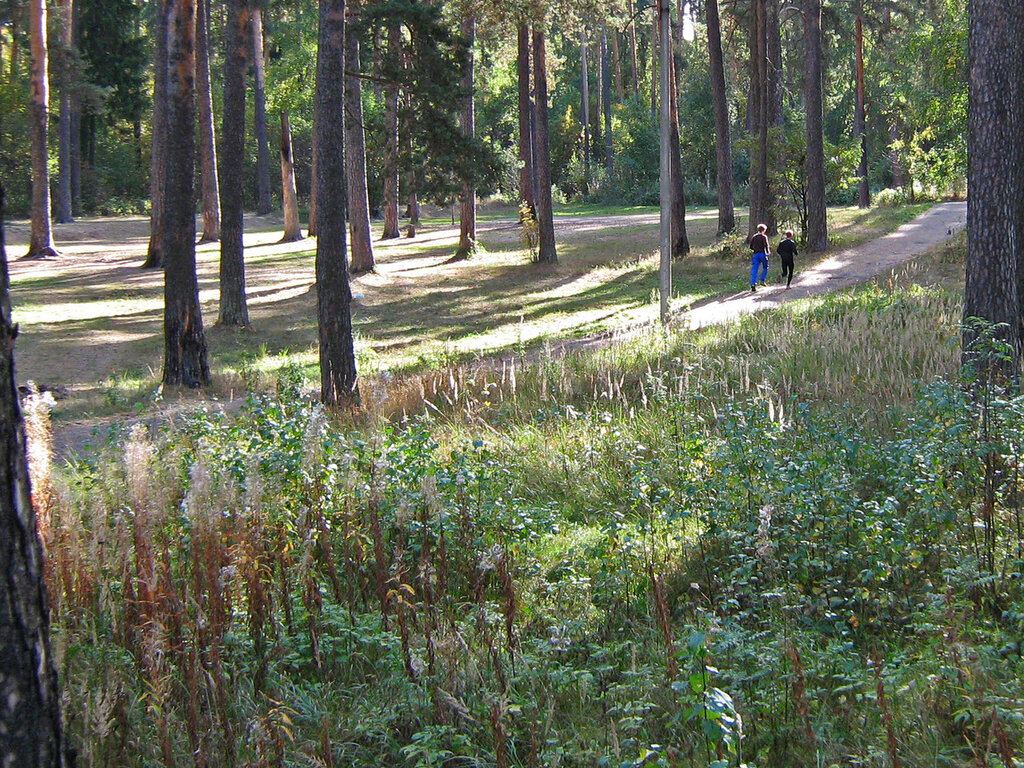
[611,29,623,102]
[381,22,401,239]
[251,6,273,216]
[345,0,374,272]
[315,0,359,406]
[854,10,870,208]
[580,32,591,187]
[706,0,734,234]
[54,0,73,224]
[143,0,168,269]
[218,0,251,327]
[627,0,639,97]
[601,27,613,177]
[197,0,221,242]
[163,0,210,387]
[533,24,557,264]
[280,111,303,242]
[804,0,828,251]
[455,15,476,259]
[517,23,535,217]
[27,0,59,258]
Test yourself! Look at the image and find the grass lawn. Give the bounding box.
[6,202,931,421]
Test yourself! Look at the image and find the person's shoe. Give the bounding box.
[758,280,767,287]
[750,284,757,291]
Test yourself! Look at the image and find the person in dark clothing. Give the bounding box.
[777,230,798,288]
[749,223,770,291]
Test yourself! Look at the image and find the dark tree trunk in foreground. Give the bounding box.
[144,0,169,268]
[668,33,689,258]
[381,22,401,240]
[27,0,59,258]
[163,0,210,387]
[0,187,68,768]
[517,24,535,217]
[706,0,734,234]
[345,0,374,273]
[218,0,250,327]
[532,25,557,264]
[854,10,870,208]
[280,111,303,242]
[963,0,1024,377]
[804,0,828,252]
[454,15,476,260]
[197,0,220,242]
[315,0,359,406]
[251,6,273,216]
[54,0,73,224]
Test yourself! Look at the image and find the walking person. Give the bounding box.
[749,223,770,291]
[778,229,798,289]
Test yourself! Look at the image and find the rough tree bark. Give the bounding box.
[218,0,251,327]
[854,9,870,208]
[517,23,535,217]
[601,27,613,177]
[532,24,557,264]
[706,0,735,234]
[163,0,211,387]
[345,0,374,273]
[668,27,689,258]
[315,0,359,406]
[143,0,169,269]
[251,6,273,216]
[0,184,69,768]
[279,111,303,242]
[54,0,73,224]
[26,0,60,258]
[804,0,828,252]
[381,22,401,240]
[963,0,1024,377]
[196,0,220,242]
[454,14,476,260]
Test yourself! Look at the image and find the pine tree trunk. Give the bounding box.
[532,25,557,264]
[0,186,68,768]
[963,0,1024,377]
[381,22,401,240]
[580,32,591,188]
[251,6,273,216]
[218,0,250,327]
[27,0,59,258]
[315,0,359,407]
[517,24,535,217]
[612,29,623,103]
[280,111,303,242]
[53,0,73,224]
[658,0,671,323]
[196,0,220,242]
[345,0,374,273]
[854,11,870,208]
[804,0,828,252]
[601,28,613,178]
[748,0,772,236]
[308,128,318,236]
[649,6,658,119]
[70,96,80,215]
[706,0,735,234]
[669,32,688,258]
[763,0,781,235]
[163,0,210,387]
[455,15,476,260]
[627,0,639,98]
[143,0,169,269]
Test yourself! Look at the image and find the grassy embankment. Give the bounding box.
[35,227,1024,768]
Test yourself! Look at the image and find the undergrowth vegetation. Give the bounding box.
[39,250,1024,768]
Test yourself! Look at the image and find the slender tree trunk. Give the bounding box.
[280,111,302,242]
[804,0,827,251]
[455,15,476,260]
[517,24,535,216]
[706,0,734,234]
[532,25,557,264]
[143,0,169,268]
[854,11,870,208]
[345,0,374,272]
[308,128,318,236]
[381,22,401,239]
[748,0,773,236]
[763,0,781,235]
[0,185,68,768]
[27,0,59,258]
[218,0,250,327]
[197,0,220,242]
[70,95,80,215]
[964,0,1024,377]
[315,0,359,406]
[54,0,73,224]
[650,5,658,119]
[580,32,591,188]
[669,30,688,257]
[163,0,210,387]
[658,0,671,322]
[627,0,639,98]
[601,28,613,177]
[251,6,273,216]
[612,29,623,102]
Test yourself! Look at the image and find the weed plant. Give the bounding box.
[42,256,1024,768]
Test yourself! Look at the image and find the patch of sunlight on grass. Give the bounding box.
[14,296,163,324]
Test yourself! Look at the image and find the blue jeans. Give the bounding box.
[750,252,769,285]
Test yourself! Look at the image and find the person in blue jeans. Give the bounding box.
[749,223,770,291]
